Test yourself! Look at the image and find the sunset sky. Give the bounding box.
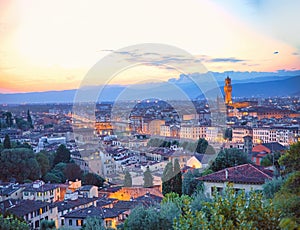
[0,0,299,93]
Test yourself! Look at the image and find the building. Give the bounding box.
[224,76,232,105]
[62,205,125,229]
[198,164,273,197]
[0,183,24,202]
[179,125,206,140]
[22,180,61,203]
[148,119,165,136]
[231,126,253,143]
[77,185,98,198]
[8,200,58,229]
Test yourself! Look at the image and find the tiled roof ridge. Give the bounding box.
[248,164,272,179]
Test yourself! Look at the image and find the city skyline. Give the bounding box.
[0,0,299,93]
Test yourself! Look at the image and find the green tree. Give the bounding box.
[210,148,250,172]
[5,112,13,127]
[223,128,233,141]
[261,152,281,167]
[196,138,208,153]
[279,141,300,174]
[182,169,203,196]
[82,216,105,230]
[27,109,33,129]
[262,176,285,199]
[124,206,159,230]
[3,134,11,149]
[174,184,280,230]
[53,144,70,166]
[36,152,50,177]
[0,148,41,182]
[274,171,300,228]
[162,161,174,195]
[63,163,82,181]
[44,162,67,183]
[124,170,132,187]
[83,172,105,187]
[0,214,30,230]
[40,219,55,230]
[173,159,182,195]
[143,167,154,188]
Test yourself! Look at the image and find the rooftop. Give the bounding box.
[198,164,273,184]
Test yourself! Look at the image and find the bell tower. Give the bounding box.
[224,76,232,105]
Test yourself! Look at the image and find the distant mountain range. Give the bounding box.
[0,75,299,104]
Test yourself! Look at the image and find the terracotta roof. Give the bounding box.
[252,142,285,153]
[198,164,273,184]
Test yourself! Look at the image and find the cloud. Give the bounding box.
[292,52,299,56]
[209,57,245,63]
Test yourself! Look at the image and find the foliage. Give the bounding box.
[5,112,13,127]
[262,176,285,199]
[83,172,105,187]
[174,184,281,230]
[0,214,29,230]
[124,205,176,230]
[195,138,208,154]
[190,192,210,212]
[27,109,33,128]
[143,167,154,188]
[15,117,31,131]
[182,169,203,196]
[82,216,105,230]
[44,162,67,183]
[274,171,300,228]
[36,152,51,176]
[223,128,232,141]
[210,148,250,172]
[53,144,71,166]
[3,134,11,149]
[40,219,56,230]
[279,141,300,174]
[63,163,82,181]
[173,159,182,195]
[260,151,281,167]
[124,170,132,187]
[0,148,41,182]
[162,161,174,195]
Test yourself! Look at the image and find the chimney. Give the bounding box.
[225,169,228,180]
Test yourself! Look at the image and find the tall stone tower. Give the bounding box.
[224,76,232,105]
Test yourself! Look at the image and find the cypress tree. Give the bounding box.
[3,134,11,149]
[124,170,132,187]
[173,159,182,195]
[143,167,154,188]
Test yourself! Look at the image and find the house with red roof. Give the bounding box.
[198,164,273,197]
[251,142,285,165]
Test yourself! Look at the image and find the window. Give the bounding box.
[61,219,64,226]
[69,219,73,226]
[24,192,29,196]
[76,219,83,226]
[105,220,112,227]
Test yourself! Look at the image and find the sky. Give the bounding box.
[0,0,299,93]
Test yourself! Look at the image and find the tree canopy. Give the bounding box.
[53,144,70,166]
[210,148,250,172]
[279,141,300,174]
[0,148,41,182]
